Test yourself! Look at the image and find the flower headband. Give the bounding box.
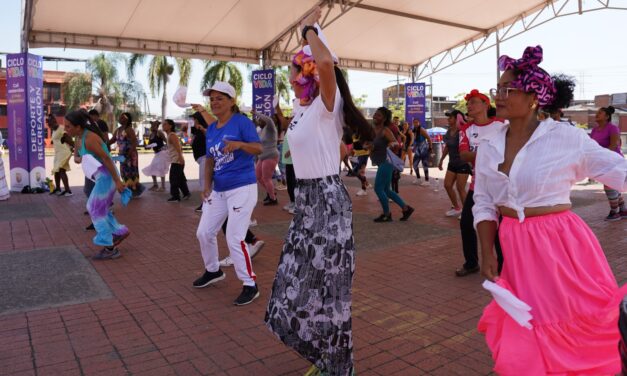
[498,45,556,106]
[292,49,319,105]
[464,89,490,104]
[291,23,339,105]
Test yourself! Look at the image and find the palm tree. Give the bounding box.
[201,61,244,97]
[274,66,291,106]
[128,54,191,119]
[88,53,124,129]
[62,72,92,110]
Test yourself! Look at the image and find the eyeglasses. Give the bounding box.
[489,87,520,99]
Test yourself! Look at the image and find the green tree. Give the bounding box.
[88,53,124,129]
[274,66,291,105]
[61,72,92,110]
[201,61,244,97]
[353,94,367,108]
[128,54,191,119]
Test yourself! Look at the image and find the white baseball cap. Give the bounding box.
[203,81,236,98]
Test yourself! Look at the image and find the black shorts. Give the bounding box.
[447,163,472,175]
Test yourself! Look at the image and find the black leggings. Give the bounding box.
[460,190,503,271]
[285,164,296,203]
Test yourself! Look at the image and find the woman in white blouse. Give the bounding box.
[474,45,627,375]
[264,7,373,376]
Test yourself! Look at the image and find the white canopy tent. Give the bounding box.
[22,0,627,80]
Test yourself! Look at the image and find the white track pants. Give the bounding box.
[196,183,258,286]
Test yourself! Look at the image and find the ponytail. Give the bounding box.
[334,66,374,142]
[65,110,107,144]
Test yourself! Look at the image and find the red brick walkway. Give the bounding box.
[0,175,625,376]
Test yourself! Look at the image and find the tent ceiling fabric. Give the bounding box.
[26,0,548,73]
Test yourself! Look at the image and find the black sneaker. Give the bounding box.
[233,284,260,306]
[59,190,73,197]
[195,204,203,213]
[167,197,180,202]
[92,247,121,260]
[374,214,392,222]
[192,270,225,288]
[182,194,191,201]
[263,198,278,206]
[400,206,415,221]
[49,188,61,195]
[262,194,271,204]
[85,223,95,231]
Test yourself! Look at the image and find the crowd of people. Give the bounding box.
[3,7,626,375]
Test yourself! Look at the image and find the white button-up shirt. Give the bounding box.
[473,118,627,228]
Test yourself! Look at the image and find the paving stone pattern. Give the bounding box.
[0,176,624,376]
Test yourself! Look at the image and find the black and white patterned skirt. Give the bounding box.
[265,174,355,375]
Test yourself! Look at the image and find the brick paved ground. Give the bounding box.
[0,154,625,375]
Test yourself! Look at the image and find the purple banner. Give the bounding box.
[252,69,275,117]
[405,83,426,128]
[6,53,45,191]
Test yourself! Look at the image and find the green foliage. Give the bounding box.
[353,94,367,108]
[201,61,244,97]
[128,54,192,119]
[61,72,92,110]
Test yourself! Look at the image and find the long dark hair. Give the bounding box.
[376,106,392,127]
[65,110,107,143]
[121,112,133,127]
[334,66,374,142]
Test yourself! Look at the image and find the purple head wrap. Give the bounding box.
[498,46,556,106]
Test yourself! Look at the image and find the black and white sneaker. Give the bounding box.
[192,270,225,288]
[233,284,259,306]
[167,197,180,202]
[59,190,73,197]
[182,194,191,201]
[85,223,95,231]
[195,204,203,213]
[49,188,61,195]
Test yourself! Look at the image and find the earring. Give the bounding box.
[531,102,538,110]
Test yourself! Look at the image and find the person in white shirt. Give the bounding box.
[474,45,627,375]
[264,7,373,376]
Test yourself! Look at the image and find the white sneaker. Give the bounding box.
[356,189,367,196]
[249,219,258,227]
[288,207,295,215]
[249,240,265,259]
[219,256,234,267]
[419,181,430,187]
[283,202,294,211]
[445,208,462,217]
[412,179,421,185]
[365,182,372,190]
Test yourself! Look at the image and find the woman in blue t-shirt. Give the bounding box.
[193,82,263,306]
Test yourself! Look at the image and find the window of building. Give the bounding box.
[43,83,62,103]
[0,105,6,116]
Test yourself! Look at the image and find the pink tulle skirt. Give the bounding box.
[479,211,626,375]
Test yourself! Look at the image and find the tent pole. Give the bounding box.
[495,34,501,84]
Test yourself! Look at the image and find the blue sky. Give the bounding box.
[2,0,627,117]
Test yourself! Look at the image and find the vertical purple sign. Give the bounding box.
[252,69,275,117]
[26,54,45,188]
[6,52,44,191]
[405,83,426,127]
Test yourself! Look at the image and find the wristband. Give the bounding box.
[301,25,318,41]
